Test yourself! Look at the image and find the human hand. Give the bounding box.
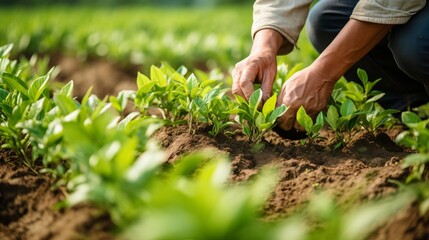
[232,29,284,102]
[232,49,277,102]
[276,65,336,131]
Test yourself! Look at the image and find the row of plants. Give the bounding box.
[0,6,317,73]
[0,43,427,239]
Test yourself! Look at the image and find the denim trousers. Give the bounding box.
[306,0,429,110]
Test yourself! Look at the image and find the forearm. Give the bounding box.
[313,19,393,81]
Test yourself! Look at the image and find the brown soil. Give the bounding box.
[0,57,428,239]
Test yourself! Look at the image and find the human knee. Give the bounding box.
[306,0,356,53]
[389,33,429,83]
[306,2,335,52]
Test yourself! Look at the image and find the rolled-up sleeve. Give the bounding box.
[252,0,313,55]
[351,0,427,24]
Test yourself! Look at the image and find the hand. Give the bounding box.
[277,65,336,131]
[232,29,284,102]
[232,49,277,102]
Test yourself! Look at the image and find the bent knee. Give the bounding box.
[389,34,429,82]
[306,0,356,52]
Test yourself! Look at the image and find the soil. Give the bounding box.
[1,56,429,240]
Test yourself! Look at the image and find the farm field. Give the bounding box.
[0,5,428,240]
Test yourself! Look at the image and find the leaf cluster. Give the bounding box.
[234,89,286,143]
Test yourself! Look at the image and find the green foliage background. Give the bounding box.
[0,0,253,7]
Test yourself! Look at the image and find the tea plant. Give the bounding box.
[193,87,235,136]
[296,106,325,143]
[0,44,55,167]
[394,111,429,215]
[324,99,361,149]
[135,65,187,123]
[234,89,287,143]
[134,63,234,135]
[325,68,398,148]
[396,111,429,183]
[124,150,280,240]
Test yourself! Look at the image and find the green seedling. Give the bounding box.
[135,65,187,124]
[234,89,287,143]
[193,87,235,136]
[359,103,398,135]
[296,106,325,143]
[341,68,385,109]
[396,111,429,183]
[325,99,361,149]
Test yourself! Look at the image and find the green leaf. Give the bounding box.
[268,105,286,122]
[249,89,262,115]
[0,44,13,57]
[28,74,50,101]
[150,65,167,87]
[296,106,313,133]
[0,88,9,101]
[53,94,79,115]
[357,68,368,86]
[1,72,28,96]
[59,81,74,97]
[255,113,264,129]
[401,111,421,125]
[313,112,325,132]
[262,93,276,117]
[137,72,151,89]
[340,99,356,117]
[402,153,429,168]
[186,74,198,94]
[366,93,385,103]
[326,105,339,130]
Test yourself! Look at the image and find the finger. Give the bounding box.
[277,107,296,131]
[239,68,256,100]
[260,64,276,102]
[293,120,305,132]
[231,68,245,98]
[276,82,287,107]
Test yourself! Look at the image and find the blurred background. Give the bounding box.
[0,0,317,97]
[0,0,253,7]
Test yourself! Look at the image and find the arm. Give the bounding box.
[277,19,393,130]
[232,0,313,102]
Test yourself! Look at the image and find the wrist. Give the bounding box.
[251,29,284,55]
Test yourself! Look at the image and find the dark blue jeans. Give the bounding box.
[306,0,429,110]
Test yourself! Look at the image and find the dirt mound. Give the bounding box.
[0,152,114,240]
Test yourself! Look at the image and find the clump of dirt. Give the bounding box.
[0,151,114,240]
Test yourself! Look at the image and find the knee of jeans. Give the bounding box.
[306,7,334,53]
[306,1,351,53]
[390,35,429,83]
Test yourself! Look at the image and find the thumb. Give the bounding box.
[277,106,296,131]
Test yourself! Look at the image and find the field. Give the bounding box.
[0,5,428,240]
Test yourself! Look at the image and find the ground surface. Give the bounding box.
[0,56,428,240]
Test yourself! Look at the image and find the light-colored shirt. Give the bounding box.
[252,0,427,55]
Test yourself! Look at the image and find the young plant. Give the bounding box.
[234,89,287,143]
[193,87,235,136]
[359,103,398,135]
[124,150,279,240]
[296,106,325,143]
[396,111,429,183]
[134,64,187,124]
[324,99,361,149]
